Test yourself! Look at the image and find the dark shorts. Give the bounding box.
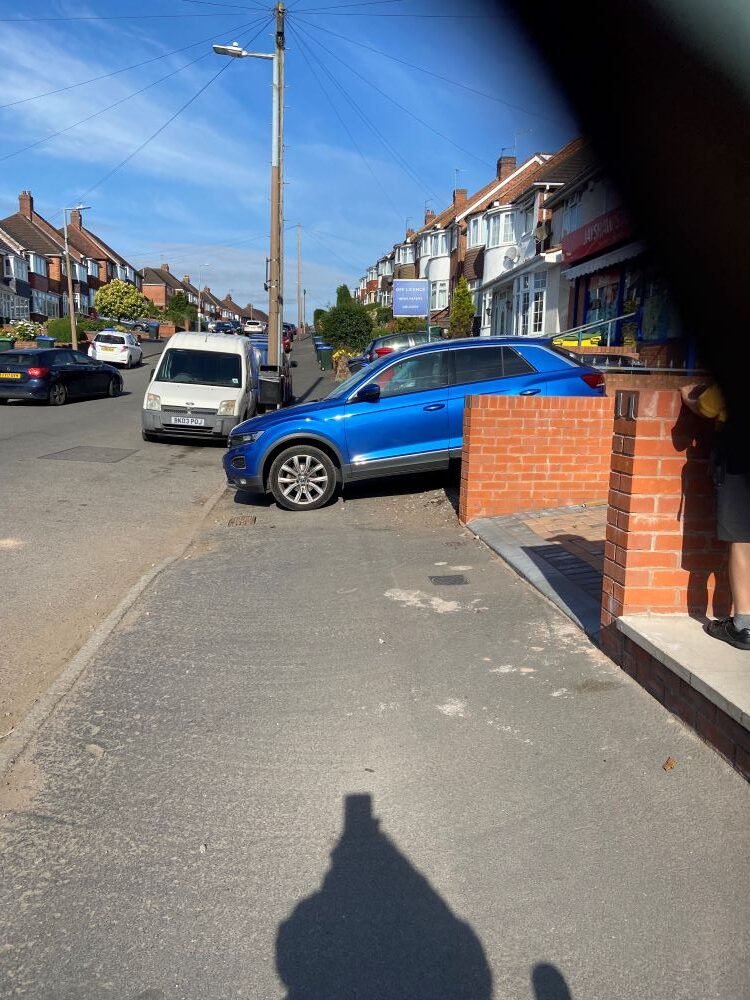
[716,472,750,542]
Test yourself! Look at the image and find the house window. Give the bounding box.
[31,289,60,318]
[419,236,431,259]
[3,257,10,278]
[519,202,535,237]
[450,226,458,251]
[87,260,100,278]
[430,280,448,311]
[488,213,514,248]
[28,253,48,277]
[467,279,480,314]
[513,272,546,336]
[562,191,582,235]
[467,216,486,248]
[430,231,448,256]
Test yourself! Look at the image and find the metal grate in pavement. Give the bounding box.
[429,574,468,586]
[529,544,603,599]
[40,446,137,464]
[227,515,257,527]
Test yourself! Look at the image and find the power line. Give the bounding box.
[75,18,273,202]
[295,1,405,10]
[182,1,269,10]
[293,11,493,17]
[0,18,262,111]
[301,227,368,272]
[0,13,263,22]
[296,21,493,169]
[0,16,267,164]
[291,23,443,206]
[286,21,403,222]
[300,19,563,123]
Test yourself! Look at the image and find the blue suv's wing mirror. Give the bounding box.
[353,383,381,403]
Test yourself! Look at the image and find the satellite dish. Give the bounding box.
[533,221,550,241]
[504,245,521,265]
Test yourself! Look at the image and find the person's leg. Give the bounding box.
[730,542,750,625]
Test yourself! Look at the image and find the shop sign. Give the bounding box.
[393,278,429,317]
[562,208,632,264]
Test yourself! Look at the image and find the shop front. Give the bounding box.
[561,211,682,350]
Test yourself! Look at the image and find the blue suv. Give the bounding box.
[223,338,605,511]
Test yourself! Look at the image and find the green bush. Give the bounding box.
[320,302,373,353]
[313,308,327,333]
[46,316,110,343]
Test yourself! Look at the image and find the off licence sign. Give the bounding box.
[393,279,429,317]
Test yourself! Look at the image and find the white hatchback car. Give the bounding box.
[89,331,143,368]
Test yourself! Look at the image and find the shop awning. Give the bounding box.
[561,240,647,280]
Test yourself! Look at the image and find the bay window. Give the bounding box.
[430,280,448,311]
[430,231,448,256]
[28,253,48,277]
[467,279,480,314]
[467,216,486,248]
[31,289,60,318]
[488,212,515,248]
[562,191,582,236]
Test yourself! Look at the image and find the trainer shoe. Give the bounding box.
[705,617,750,651]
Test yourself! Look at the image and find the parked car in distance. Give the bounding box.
[142,332,259,442]
[0,348,123,405]
[224,337,606,511]
[213,321,236,335]
[88,331,143,368]
[283,322,297,343]
[244,319,265,334]
[246,336,294,407]
[347,329,445,374]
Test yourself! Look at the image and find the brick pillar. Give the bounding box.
[601,389,730,650]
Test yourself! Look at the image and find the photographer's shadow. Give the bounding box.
[275,794,493,1000]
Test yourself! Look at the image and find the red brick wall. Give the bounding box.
[601,390,729,634]
[605,372,699,393]
[143,284,167,309]
[459,395,615,523]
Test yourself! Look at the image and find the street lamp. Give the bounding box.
[63,203,90,351]
[213,4,285,405]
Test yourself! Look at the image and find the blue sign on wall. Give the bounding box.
[392,279,429,317]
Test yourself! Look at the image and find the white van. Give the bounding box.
[142,332,259,442]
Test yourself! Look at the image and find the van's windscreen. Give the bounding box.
[156,349,241,387]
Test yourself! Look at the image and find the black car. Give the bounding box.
[214,321,235,335]
[0,348,123,405]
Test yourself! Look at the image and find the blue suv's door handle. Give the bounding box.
[519,388,541,395]
[423,403,446,411]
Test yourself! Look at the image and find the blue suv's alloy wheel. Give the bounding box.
[269,445,337,511]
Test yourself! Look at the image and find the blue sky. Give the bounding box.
[0,0,576,317]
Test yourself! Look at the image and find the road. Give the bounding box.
[1,337,748,998]
[0,339,226,732]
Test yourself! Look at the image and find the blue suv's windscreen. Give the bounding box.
[156,349,241,387]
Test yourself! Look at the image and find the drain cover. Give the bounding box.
[444,540,466,548]
[429,574,468,586]
[40,446,137,464]
[227,515,256,527]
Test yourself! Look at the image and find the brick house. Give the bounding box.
[139,264,186,310]
[475,138,589,338]
[0,226,32,324]
[61,209,141,314]
[1,191,91,322]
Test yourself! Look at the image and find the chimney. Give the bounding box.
[497,155,517,181]
[160,262,170,272]
[452,187,468,206]
[70,208,83,230]
[406,227,415,239]
[183,275,191,286]
[424,208,436,225]
[19,190,33,219]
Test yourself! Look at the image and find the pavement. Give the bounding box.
[469,506,607,639]
[1,337,748,999]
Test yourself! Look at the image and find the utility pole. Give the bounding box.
[63,204,89,351]
[303,287,307,336]
[296,223,302,338]
[267,1,285,382]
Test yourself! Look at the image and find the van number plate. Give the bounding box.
[171,416,205,426]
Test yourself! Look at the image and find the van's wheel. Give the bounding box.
[268,445,337,511]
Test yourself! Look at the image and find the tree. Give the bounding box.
[448,277,476,339]
[321,301,372,353]
[336,284,352,306]
[165,291,197,327]
[395,316,426,333]
[95,280,153,322]
[313,308,327,333]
